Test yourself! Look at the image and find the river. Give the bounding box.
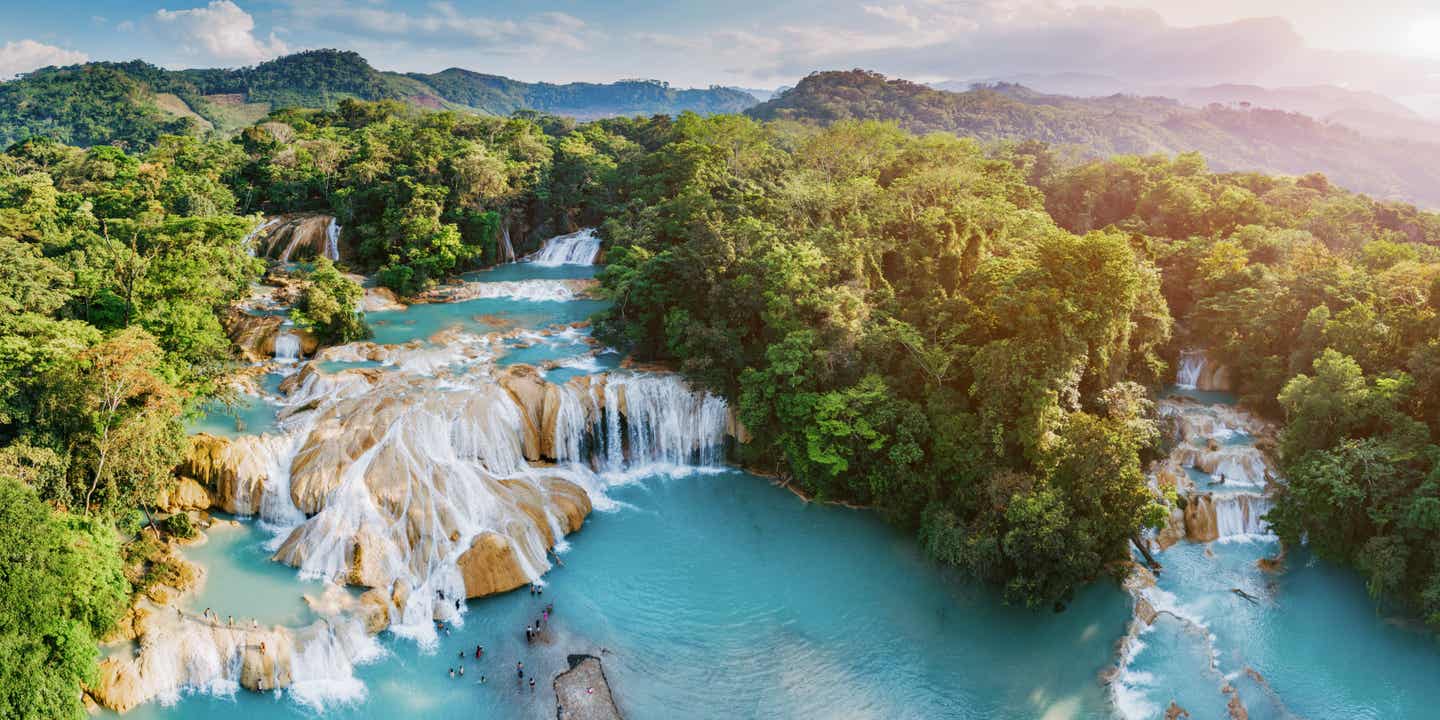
[120,231,1440,719]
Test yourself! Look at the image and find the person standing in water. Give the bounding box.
[529,677,535,692]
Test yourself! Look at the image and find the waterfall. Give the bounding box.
[426,279,591,303]
[1214,493,1273,540]
[107,613,380,712]
[1176,349,1206,388]
[528,229,601,266]
[543,374,731,474]
[501,223,516,263]
[274,332,301,364]
[324,219,341,261]
[243,218,279,257]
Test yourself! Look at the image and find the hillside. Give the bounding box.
[0,49,757,148]
[751,70,1440,207]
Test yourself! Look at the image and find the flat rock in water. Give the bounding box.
[553,654,622,720]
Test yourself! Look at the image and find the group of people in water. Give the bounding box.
[442,584,555,693]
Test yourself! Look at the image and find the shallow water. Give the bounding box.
[178,519,321,628]
[187,396,282,438]
[366,297,611,346]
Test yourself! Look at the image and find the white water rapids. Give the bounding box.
[527,228,602,266]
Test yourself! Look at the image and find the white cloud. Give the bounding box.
[153,0,288,65]
[283,1,593,54]
[863,4,923,31]
[0,40,88,80]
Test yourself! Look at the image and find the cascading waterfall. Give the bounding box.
[243,218,279,257]
[107,612,381,711]
[324,219,341,261]
[528,228,601,266]
[274,332,301,364]
[1213,493,1273,540]
[1176,349,1206,388]
[501,223,516,263]
[548,374,729,473]
[133,231,738,715]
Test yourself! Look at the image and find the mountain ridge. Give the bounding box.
[0,49,758,148]
[753,70,1440,207]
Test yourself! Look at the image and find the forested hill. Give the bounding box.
[747,70,1440,208]
[0,49,757,149]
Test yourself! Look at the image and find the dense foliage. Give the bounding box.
[562,115,1173,607]
[1029,148,1440,626]
[748,70,1440,208]
[290,258,369,343]
[0,478,128,720]
[1,50,756,149]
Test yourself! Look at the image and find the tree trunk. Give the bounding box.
[1131,534,1161,573]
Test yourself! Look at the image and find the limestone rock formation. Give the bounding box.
[179,434,275,514]
[554,654,624,720]
[457,531,530,598]
[92,658,145,714]
[362,285,405,312]
[1182,494,1220,543]
[253,213,342,262]
[160,477,213,512]
[224,309,284,362]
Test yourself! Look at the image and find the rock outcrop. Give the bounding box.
[253,213,342,262]
[179,434,276,514]
[457,531,530,598]
[159,477,213,512]
[93,658,145,714]
[554,654,623,720]
[1182,494,1220,543]
[224,309,284,362]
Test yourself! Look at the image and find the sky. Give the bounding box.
[2,0,1439,106]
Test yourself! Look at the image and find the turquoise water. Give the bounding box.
[178,519,321,627]
[1118,387,1440,719]
[460,263,598,283]
[364,260,604,346]
[187,396,282,438]
[125,471,1130,720]
[1162,387,1238,405]
[1130,540,1440,719]
[366,298,611,346]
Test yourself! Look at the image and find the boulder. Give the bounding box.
[223,309,283,362]
[91,658,145,714]
[553,654,624,720]
[357,589,392,634]
[1182,493,1220,543]
[161,477,213,512]
[456,531,529,599]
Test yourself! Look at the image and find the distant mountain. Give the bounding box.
[752,70,1440,207]
[0,49,758,148]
